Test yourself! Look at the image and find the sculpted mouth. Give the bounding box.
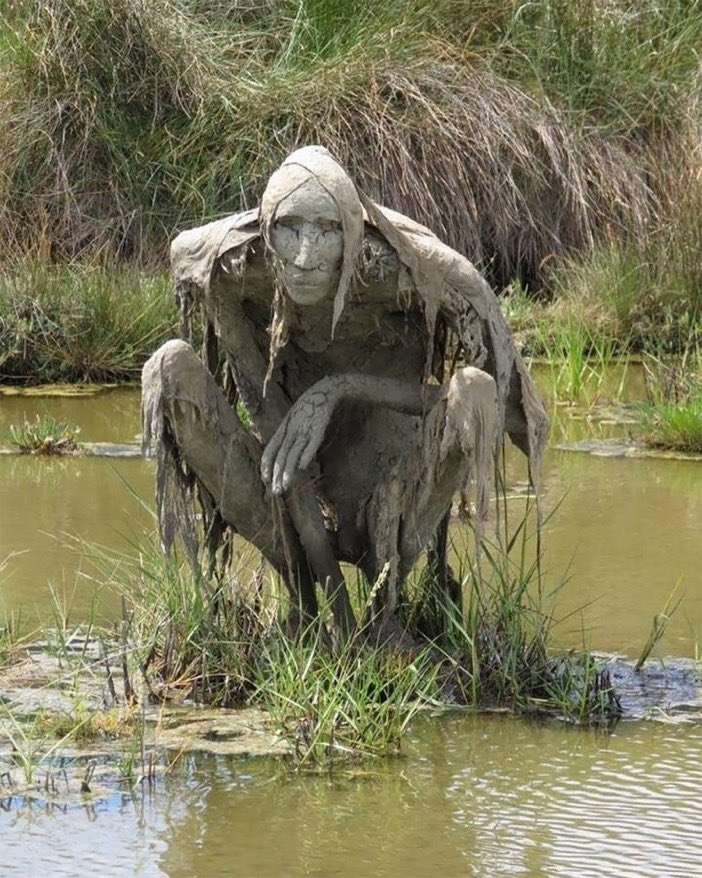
[286,272,327,288]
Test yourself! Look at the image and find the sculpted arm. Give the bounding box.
[209,266,292,442]
[262,374,445,495]
[439,266,548,464]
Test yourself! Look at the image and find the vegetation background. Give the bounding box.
[0,0,699,375]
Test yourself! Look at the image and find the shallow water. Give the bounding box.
[0,388,153,620]
[1,382,700,654]
[1,377,701,876]
[3,717,702,877]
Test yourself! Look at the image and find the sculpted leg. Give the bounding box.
[364,366,498,619]
[142,340,318,619]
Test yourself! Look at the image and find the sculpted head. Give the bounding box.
[260,146,364,328]
[268,177,344,305]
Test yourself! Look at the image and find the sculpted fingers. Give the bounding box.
[275,430,309,495]
[298,413,330,471]
[261,418,289,486]
[261,384,337,494]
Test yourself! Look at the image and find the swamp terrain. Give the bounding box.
[0,370,700,876]
[0,1,700,873]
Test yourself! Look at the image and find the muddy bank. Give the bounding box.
[1,639,700,765]
[555,438,702,461]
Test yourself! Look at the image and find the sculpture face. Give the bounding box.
[269,178,344,306]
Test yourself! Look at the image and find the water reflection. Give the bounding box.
[2,787,169,877]
[154,717,702,878]
[1,714,701,876]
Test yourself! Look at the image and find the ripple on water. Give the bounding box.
[440,717,702,877]
[3,715,701,877]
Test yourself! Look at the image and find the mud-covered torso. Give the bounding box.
[209,230,430,524]
[213,230,429,394]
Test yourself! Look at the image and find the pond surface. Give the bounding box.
[3,717,702,877]
[2,382,698,655]
[1,377,701,876]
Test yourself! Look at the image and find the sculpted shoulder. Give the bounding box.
[170,208,259,291]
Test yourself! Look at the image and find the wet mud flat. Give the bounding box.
[0,635,289,808]
[1,635,700,808]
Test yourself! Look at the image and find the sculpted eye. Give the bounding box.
[274,219,299,236]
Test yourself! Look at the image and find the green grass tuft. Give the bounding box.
[253,626,437,766]
[636,397,702,453]
[3,413,79,454]
[634,348,702,452]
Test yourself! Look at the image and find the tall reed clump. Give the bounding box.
[0,264,176,383]
[1,0,699,292]
[539,138,702,358]
[405,511,620,721]
[104,501,619,769]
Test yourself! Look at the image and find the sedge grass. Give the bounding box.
[0,263,177,384]
[635,579,684,672]
[252,623,438,767]
[634,348,702,452]
[636,397,702,453]
[407,507,620,722]
[2,414,79,455]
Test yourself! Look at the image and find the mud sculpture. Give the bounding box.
[142,146,548,640]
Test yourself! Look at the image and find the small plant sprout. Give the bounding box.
[635,579,685,672]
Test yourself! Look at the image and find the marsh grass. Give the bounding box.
[636,397,702,453]
[253,625,437,766]
[407,508,620,722]
[97,542,270,707]
[528,318,628,406]
[2,414,79,454]
[1,0,699,292]
[0,609,22,667]
[0,705,87,788]
[634,348,702,452]
[90,500,622,769]
[0,264,176,384]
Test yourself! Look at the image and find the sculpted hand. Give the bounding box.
[261,379,340,495]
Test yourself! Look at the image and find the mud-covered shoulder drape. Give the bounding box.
[168,148,548,485]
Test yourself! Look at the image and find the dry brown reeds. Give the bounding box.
[0,0,698,290]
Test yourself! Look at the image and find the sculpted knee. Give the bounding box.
[142,339,213,404]
[447,367,497,412]
[442,367,498,457]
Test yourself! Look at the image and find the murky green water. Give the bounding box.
[0,388,153,620]
[1,382,700,654]
[1,377,701,876]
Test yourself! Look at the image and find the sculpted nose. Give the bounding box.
[293,227,320,269]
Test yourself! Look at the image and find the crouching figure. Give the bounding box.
[142,146,548,641]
